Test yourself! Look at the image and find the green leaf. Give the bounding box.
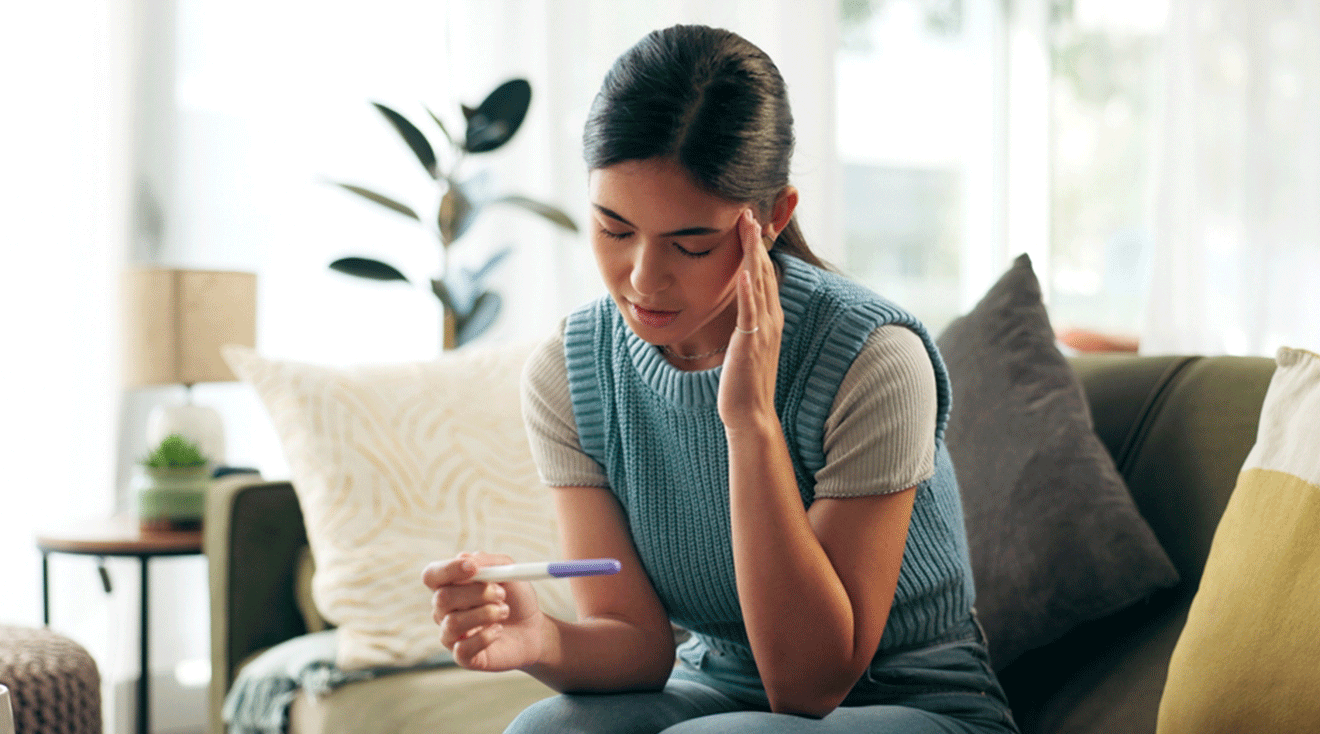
[334,183,420,221]
[330,257,410,282]
[438,181,480,246]
[142,434,208,467]
[493,195,579,232]
[372,102,439,179]
[464,79,532,153]
[456,291,501,346]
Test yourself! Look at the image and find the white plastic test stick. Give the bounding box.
[471,558,622,582]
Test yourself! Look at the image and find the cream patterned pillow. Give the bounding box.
[223,343,575,671]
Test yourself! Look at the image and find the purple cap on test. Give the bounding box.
[547,558,622,578]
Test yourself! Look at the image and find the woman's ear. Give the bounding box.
[762,186,799,244]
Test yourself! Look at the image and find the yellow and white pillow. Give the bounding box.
[223,343,576,671]
[1157,347,1320,733]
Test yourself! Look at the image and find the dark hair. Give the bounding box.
[583,24,825,268]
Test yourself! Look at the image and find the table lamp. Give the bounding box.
[121,268,257,468]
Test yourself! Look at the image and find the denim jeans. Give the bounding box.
[503,615,1019,734]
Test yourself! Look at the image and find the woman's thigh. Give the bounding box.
[659,700,1010,734]
[503,678,744,734]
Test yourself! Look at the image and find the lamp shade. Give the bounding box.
[122,268,257,387]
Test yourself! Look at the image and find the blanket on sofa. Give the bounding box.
[223,630,453,734]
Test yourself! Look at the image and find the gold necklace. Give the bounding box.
[660,344,727,361]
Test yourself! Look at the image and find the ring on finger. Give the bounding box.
[735,326,760,335]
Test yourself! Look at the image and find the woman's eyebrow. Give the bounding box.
[593,204,722,238]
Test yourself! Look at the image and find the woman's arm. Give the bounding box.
[729,429,915,716]
[424,485,675,692]
[520,484,677,693]
[720,210,923,716]
[427,329,675,692]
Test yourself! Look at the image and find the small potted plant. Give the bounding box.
[137,434,211,531]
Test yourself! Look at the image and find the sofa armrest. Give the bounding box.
[206,476,310,734]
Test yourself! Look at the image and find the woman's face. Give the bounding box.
[588,158,752,357]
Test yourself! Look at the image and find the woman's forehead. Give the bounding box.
[589,159,744,230]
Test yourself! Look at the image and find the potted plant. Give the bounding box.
[137,433,211,531]
[330,78,578,348]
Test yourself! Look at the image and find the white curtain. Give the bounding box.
[0,2,130,624]
[0,1,135,730]
[1142,0,1320,356]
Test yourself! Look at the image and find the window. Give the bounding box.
[837,0,1169,342]
[837,0,1001,332]
[1048,0,1168,336]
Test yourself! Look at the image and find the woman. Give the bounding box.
[422,24,1018,734]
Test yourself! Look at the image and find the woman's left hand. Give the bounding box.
[718,209,784,433]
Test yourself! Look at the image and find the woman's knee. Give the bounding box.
[504,695,597,734]
[503,680,742,734]
[658,705,997,734]
[503,691,676,734]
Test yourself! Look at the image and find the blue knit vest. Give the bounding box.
[564,254,975,660]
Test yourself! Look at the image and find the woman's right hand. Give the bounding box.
[421,551,546,672]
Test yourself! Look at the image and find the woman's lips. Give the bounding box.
[630,303,679,328]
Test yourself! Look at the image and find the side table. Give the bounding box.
[36,516,204,734]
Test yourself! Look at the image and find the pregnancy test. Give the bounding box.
[471,558,621,582]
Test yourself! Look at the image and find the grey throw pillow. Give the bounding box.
[936,254,1179,670]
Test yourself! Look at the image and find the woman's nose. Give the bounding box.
[630,240,671,295]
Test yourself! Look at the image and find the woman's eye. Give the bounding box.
[674,243,714,259]
[596,226,711,258]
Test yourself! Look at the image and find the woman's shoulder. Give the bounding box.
[842,325,936,409]
[521,320,568,397]
[859,325,931,367]
[816,324,938,498]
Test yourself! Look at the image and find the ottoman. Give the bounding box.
[0,626,100,734]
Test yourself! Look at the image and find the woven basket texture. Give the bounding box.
[0,626,101,734]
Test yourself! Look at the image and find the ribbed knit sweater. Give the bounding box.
[562,254,976,659]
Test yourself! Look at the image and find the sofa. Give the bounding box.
[206,347,1276,734]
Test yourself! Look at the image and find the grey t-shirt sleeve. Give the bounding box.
[813,325,938,498]
[520,325,610,488]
